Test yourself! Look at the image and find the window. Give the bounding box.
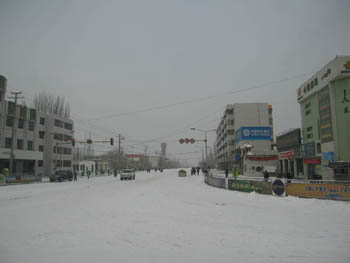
[54,119,63,128]
[39,145,44,152]
[27,141,33,151]
[314,78,318,86]
[269,118,273,125]
[54,133,63,141]
[63,160,71,167]
[39,131,45,139]
[28,121,35,131]
[268,108,272,114]
[303,87,306,93]
[57,147,62,154]
[227,129,235,135]
[6,116,13,127]
[29,109,36,120]
[307,84,310,91]
[7,101,15,115]
[40,117,45,125]
[63,148,72,155]
[310,81,314,89]
[307,126,313,132]
[5,138,12,148]
[64,135,72,141]
[307,134,313,139]
[18,119,24,129]
[305,102,311,109]
[316,143,321,154]
[17,139,23,150]
[38,160,43,167]
[20,106,27,119]
[64,122,73,130]
[306,109,311,116]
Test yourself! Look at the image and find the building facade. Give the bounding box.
[297,56,350,180]
[216,103,277,175]
[0,75,74,177]
[276,128,304,178]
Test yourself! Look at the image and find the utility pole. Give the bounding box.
[8,91,23,178]
[118,134,124,170]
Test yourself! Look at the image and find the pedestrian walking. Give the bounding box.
[224,169,228,178]
[263,170,269,181]
[196,167,200,175]
[73,170,77,181]
[114,169,117,177]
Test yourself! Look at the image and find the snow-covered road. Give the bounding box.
[1,169,349,263]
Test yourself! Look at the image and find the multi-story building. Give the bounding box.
[297,56,350,180]
[0,75,74,177]
[216,103,277,175]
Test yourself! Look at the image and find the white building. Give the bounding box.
[216,103,277,176]
[0,75,74,177]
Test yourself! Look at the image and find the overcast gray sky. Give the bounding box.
[1,0,350,164]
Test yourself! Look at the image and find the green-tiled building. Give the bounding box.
[297,56,350,180]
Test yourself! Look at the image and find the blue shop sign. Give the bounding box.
[235,126,271,142]
[322,152,334,162]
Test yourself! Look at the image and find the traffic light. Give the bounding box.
[110,138,114,146]
[72,138,75,146]
[87,139,92,144]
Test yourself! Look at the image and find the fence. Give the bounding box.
[204,171,350,201]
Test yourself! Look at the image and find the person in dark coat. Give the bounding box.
[73,170,77,181]
[263,170,269,181]
[196,167,200,175]
[224,169,229,178]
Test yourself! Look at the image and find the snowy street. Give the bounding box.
[1,169,349,263]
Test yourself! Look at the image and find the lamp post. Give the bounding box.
[190,128,216,167]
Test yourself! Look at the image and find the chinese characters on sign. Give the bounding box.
[235,127,271,142]
[318,86,333,142]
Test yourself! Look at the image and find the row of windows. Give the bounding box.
[5,138,34,151]
[53,133,72,142]
[53,146,72,155]
[38,160,72,168]
[54,119,73,130]
[7,103,37,120]
[6,116,42,131]
[54,160,72,168]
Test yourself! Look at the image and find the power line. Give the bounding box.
[81,71,314,122]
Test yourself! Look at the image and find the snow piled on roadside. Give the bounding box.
[0,169,349,263]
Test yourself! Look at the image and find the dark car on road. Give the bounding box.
[50,170,73,182]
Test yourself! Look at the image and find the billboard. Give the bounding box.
[318,86,333,143]
[228,179,272,195]
[276,129,301,150]
[235,127,271,142]
[286,182,350,201]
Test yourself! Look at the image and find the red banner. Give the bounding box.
[304,158,321,164]
[280,150,295,159]
[246,155,278,161]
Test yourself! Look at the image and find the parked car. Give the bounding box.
[50,170,73,182]
[120,169,135,180]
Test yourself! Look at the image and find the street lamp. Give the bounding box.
[190,128,217,167]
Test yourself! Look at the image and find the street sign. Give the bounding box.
[272,179,285,196]
[185,138,190,144]
[179,139,185,144]
[190,138,195,144]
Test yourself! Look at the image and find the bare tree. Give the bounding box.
[33,91,70,118]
